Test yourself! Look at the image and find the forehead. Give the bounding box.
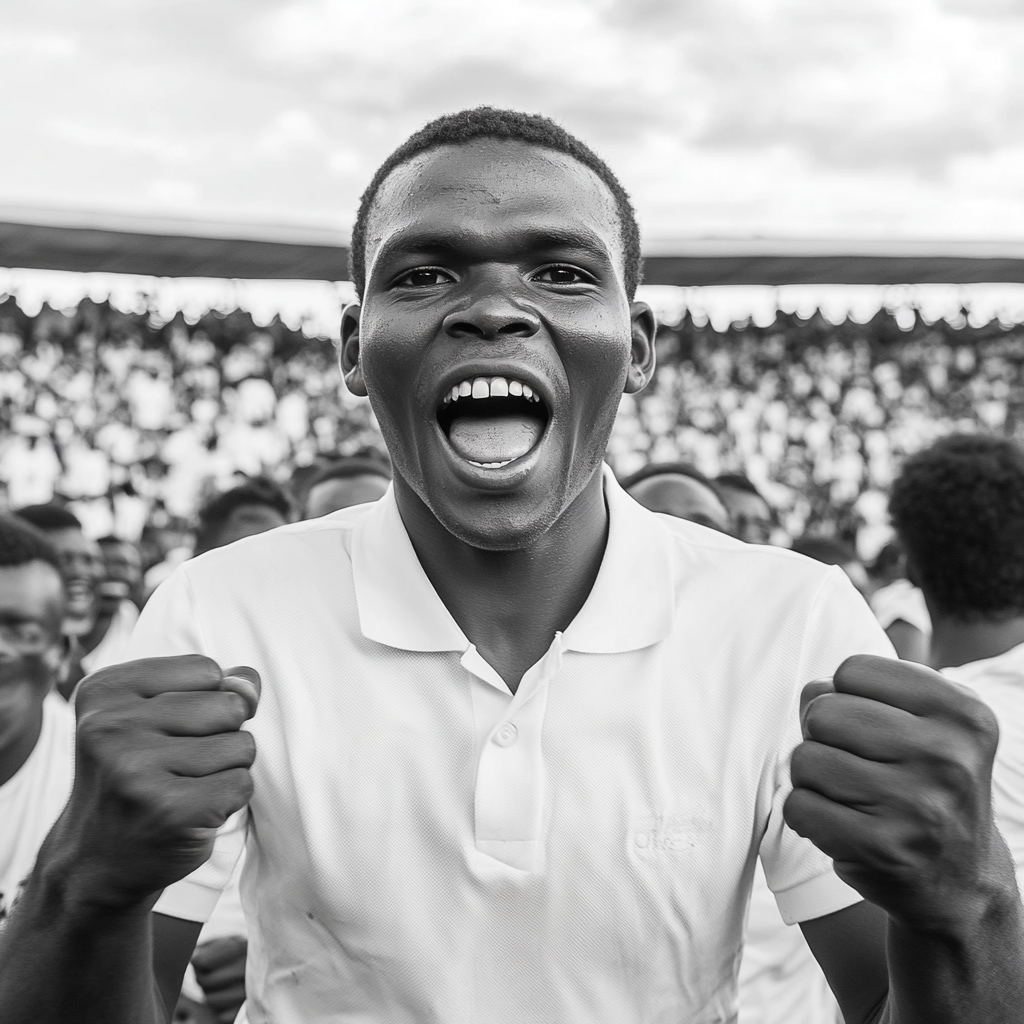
[48,527,99,556]
[0,561,64,617]
[365,140,624,277]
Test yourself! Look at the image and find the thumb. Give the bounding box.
[220,665,261,721]
[799,677,835,741]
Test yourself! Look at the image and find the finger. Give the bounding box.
[192,936,248,972]
[87,654,224,700]
[166,732,256,778]
[145,691,255,736]
[799,679,835,740]
[783,786,876,866]
[790,740,900,809]
[165,768,254,829]
[803,691,925,762]
[833,654,972,719]
[220,666,261,721]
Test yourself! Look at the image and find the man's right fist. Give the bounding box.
[44,655,259,911]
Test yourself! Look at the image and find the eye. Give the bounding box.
[394,267,454,288]
[532,265,593,286]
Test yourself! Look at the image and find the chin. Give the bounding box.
[430,492,564,553]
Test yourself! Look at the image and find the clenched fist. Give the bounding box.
[43,655,259,912]
[783,654,1013,934]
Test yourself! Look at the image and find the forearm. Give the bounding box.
[879,885,1024,1024]
[0,860,167,1024]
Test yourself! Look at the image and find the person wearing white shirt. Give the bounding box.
[0,516,74,928]
[2,109,1022,1024]
[890,432,1024,892]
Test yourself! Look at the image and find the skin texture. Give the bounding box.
[303,473,390,519]
[0,561,65,787]
[2,138,1023,1024]
[718,486,773,544]
[626,474,730,532]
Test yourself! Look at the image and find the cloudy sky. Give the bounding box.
[2,0,1024,245]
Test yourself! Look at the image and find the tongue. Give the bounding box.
[448,413,543,464]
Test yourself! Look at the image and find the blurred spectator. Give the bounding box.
[620,462,730,532]
[194,478,293,556]
[868,539,931,663]
[302,453,392,519]
[97,535,143,609]
[715,474,775,544]
[0,515,74,927]
[790,535,871,598]
[890,433,1024,894]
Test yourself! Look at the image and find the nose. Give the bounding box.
[443,289,540,341]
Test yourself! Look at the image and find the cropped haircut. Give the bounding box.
[15,503,82,533]
[349,107,643,300]
[0,514,63,574]
[305,454,392,493]
[889,433,1024,618]
[620,462,722,500]
[714,473,766,501]
[195,478,293,555]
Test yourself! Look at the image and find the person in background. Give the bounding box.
[715,473,775,544]
[790,535,871,600]
[0,515,74,928]
[193,478,293,556]
[14,504,136,696]
[301,454,392,519]
[97,536,143,611]
[890,433,1024,894]
[868,539,931,664]
[620,461,731,532]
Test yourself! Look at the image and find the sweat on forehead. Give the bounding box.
[348,107,642,299]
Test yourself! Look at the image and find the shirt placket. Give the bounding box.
[463,633,564,873]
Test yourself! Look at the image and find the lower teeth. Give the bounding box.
[468,459,513,469]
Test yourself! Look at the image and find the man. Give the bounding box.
[0,515,74,926]
[890,432,1024,891]
[193,478,292,555]
[0,108,1020,1024]
[301,454,392,519]
[14,503,135,696]
[97,535,144,610]
[620,461,731,532]
[716,473,775,544]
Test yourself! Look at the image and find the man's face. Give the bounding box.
[628,475,731,533]
[215,503,288,549]
[304,474,390,519]
[47,527,103,631]
[0,561,65,742]
[98,540,142,604]
[344,140,655,550]
[719,488,774,545]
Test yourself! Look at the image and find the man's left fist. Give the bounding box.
[783,654,1013,933]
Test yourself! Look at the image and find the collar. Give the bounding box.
[351,465,676,655]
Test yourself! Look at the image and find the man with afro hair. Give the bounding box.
[2,109,1022,1024]
[890,431,1024,894]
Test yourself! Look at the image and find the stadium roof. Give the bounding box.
[3,208,1024,286]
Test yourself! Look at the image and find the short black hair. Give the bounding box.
[889,433,1024,619]
[619,462,721,499]
[0,514,63,574]
[349,106,643,300]
[15,503,82,533]
[715,473,767,501]
[195,478,293,555]
[791,535,858,567]
[305,454,392,492]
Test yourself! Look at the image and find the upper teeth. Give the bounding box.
[443,376,539,404]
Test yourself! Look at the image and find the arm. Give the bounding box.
[786,657,1024,1024]
[0,657,258,1024]
[884,620,929,664]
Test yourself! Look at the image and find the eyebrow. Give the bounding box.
[371,226,616,275]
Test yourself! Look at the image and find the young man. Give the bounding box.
[0,515,73,926]
[301,454,392,519]
[715,473,776,545]
[193,479,293,555]
[1,108,1021,1024]
[890,432,1024,891]
[621,461,731,533]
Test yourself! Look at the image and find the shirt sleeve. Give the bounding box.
[127,567,250,924]
[759,567,897,924]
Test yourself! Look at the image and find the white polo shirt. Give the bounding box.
[131,470,892,1024]
[943,642,1024,894]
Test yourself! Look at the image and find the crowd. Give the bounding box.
[2,294,1024,557]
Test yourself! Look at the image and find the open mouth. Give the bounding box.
[437,375,550,469]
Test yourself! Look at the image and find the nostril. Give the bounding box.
[443,308,540,339]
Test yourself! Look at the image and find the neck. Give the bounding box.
[395,469,609,692]
[0,695,44,788]
[928,612,1024,670]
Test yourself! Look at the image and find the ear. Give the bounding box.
[340,303,367,397]
[624,300,657,395]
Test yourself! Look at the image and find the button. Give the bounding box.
[492,723,518,747]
